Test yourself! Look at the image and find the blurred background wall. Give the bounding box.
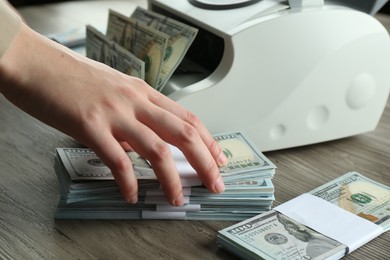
[7,0,390,13]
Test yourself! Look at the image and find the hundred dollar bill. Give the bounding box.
[56,132,275,182]
[215,132,276,178]
[106,9,168,88]
[56,148,154,180]
[218,210,347,260]
[191,178,274,195]
[86,25,145,79]
[131,7,198,90]
[310,171,390,230]
[218,172,389,259]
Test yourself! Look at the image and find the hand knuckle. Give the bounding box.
[148,141,170,162]
[113,154,132,173]
[208,139,220,153]
[181,123,198,141]
[185,111,200,128]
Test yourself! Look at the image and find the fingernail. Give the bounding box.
[126,194,138,204]
[217,151,228,166]
[173,191,184,207]
[213,176,225,193]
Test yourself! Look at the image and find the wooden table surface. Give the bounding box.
[1,1,389,259]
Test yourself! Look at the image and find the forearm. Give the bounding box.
[0,20,114,128]
[0,2,226,205]
[1,22,85,112]
[0,0,21,61]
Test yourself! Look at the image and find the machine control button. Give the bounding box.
[307,106,329,130]
[346,73,376,110]
[270,124,286,139]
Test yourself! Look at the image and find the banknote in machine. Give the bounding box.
[86,25,145,79]
[131,7,198,90]
[106,9,168,88]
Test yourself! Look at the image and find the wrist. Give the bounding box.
[0,23,79,103]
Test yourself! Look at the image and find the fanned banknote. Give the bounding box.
[106,9,168,88]
[218,172,389,259]
[130,7,198,90]
[86,25,145,79]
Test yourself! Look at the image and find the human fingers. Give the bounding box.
[116,121,184,206]
[134,103,225,194]
[147,90,228,167]
[85,129,139,204]
[119,141,132,151]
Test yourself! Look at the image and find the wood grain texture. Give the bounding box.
[1,1,390,259]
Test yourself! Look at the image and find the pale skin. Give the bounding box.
[0,20,227,206]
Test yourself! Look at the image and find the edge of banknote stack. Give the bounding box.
[217,171,390,259]
[53,132,277,220]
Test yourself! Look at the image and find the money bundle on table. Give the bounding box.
[53,132,277,220]
[217,172,390,259]
[85,7,198,91]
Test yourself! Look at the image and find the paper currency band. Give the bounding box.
[274,193,384,254]
[156,204,201,212]
[142,211,186,220]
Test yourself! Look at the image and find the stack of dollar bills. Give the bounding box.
[85,6,198,91]
[54,132,277,220]
[217,171,390,259]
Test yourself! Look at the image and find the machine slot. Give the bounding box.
[150,4,225,95]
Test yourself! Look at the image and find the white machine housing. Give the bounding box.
[149,0,390,151]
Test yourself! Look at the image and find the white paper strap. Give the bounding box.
[142,211,186,220]
[156,204,201,212]
[275,193,384,253]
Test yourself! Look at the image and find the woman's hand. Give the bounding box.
[0,23,227,206]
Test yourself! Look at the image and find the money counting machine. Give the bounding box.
[149,0,390,151]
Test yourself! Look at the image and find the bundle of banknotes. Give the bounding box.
[53,132,277,220]
[218,171,390,259]
[85,6,198,91]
